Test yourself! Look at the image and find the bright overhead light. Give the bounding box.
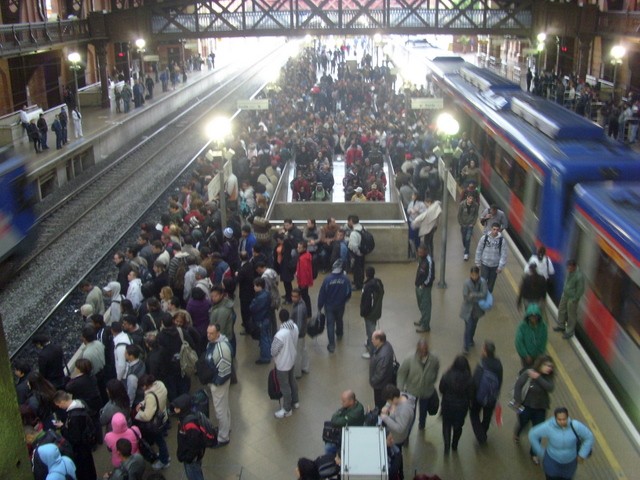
[206,117,231,142]
[135,38,146,49]
[537,32,546,43]
[436,113,459,136]
[68,52,80,63]
[611,45,626,60]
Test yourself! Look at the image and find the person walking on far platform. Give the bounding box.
[71,107,83,138]
[414,243,435,333]
[554,259,585,339]
[51,114,64,150]
[460,266,488,354]
[59,106,68,144]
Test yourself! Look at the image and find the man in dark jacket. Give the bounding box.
[236,252,257,335]
[360,267,384,358]
[113,251,132,295]
[172,394,206,480]
[369,330,395,409]
[250,277,272,364]
[158,316,196,401]
[318,259,352,353]
[37,113,49,149]
[32,334,66,389]
[517,263,547,314]
[470,341,503,444]
[414,243,435,333]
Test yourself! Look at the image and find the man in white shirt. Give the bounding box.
[111,321,132,380]
[271,309,299,418]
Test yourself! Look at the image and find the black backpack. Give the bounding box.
[476,366,500,407]
[66,405,97,447]
[359,228,375,255]
[32,431,75,480]
[315,453,340,479]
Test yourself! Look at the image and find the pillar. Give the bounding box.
[95,41,110,109]
[0,315,32,480]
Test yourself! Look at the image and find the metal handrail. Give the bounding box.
[0,19,93,57]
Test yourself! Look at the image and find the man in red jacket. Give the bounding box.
[295,240,314,318]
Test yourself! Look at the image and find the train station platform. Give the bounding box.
[12,38,277,201]
[84,185,638,479]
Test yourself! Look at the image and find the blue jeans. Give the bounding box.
[364,318,377,353]
[326,304,346,348]
[480,264,498,292]
[147,429,170,464]
[259,320,271,361]
[460,225,474,255]
[184,460,204,480]
[463,314,479,351]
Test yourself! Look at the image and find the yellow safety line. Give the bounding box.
[503,267,627,479]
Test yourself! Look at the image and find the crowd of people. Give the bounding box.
[14,41,595,480]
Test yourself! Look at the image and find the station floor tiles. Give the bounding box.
[91,197,637,480]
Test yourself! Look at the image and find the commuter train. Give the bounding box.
[424,53,640,426]
[0,146,36,285]
[568,182,640,426]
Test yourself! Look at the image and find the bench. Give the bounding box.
[0,106,43,147]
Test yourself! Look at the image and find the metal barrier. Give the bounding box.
[0,19,92,58]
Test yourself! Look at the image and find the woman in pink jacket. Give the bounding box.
[104,412,140,467]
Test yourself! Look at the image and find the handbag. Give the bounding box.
[132,427,158,463]
[570,421,592,458]
[138,392,167,436]
[426,390,440,415]
[321,421,342,445]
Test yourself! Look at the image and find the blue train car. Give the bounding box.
[0,146,36,280]
[568,182,640,426]
[424,55,640,294]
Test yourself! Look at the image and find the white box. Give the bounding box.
[340,426,389,480]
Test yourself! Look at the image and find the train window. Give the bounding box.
[531,179,543,218]
[511,161,527,202]
[483,136,495,165]
[494,146,512,184]
[619,284,640,345]
[591,248,640,345]
[10,175,34,212]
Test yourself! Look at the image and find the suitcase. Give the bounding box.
[340,426,389,479]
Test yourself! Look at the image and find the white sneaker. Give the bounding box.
[463,253,469,261]
[274,408,292,418]
[293,402,300,409]
[361,352,371,359]
[152,460,170,470]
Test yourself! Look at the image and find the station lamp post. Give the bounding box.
[536,32,546,74]
[206,117,232,228]
[68,51,82,113]
[611,45,626,102]
[373,33,382,67]
[135,38,146,80]
[436,112,459,289]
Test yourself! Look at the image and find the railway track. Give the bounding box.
[6,41,299,362]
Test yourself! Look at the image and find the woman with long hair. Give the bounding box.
[513,354,555,465]
[25,371,57,428]
[100,378,131,431]
[439,354,473,454]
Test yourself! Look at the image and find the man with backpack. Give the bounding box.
[53,391,98,480]
[470,341,503,444]
[474,222,508,293]
[104,438,145,480]
[360,266,384,358]
[346,215,365,290]
[172,394,207,480]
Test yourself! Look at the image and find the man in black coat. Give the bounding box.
[32,334,66,389]
[172,394,206,480]
[469,340,503,444]
[158,316,196,401]
[236,252,257,334]
[114,251,132,294]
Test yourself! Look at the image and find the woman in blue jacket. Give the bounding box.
[529,406,594,480]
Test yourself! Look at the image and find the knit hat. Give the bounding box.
[223,227,234,238]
